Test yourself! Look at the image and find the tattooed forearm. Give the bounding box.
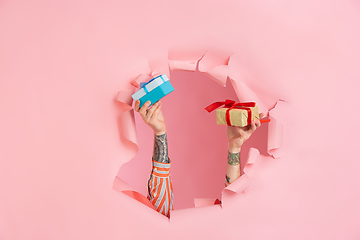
[152,133,169,163]
[227,151,240,165]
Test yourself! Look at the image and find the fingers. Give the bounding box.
[153,101,162,117]
[253,118,261,128]
[247,118,261,134]
[250,113,264,130]
[144,101,161,122]
[150,103,162,126]
[136,100,162,124]
[248,121,257,134]
[134,100,141,112]
[138,101,151,117]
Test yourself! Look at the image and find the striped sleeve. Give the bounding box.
[147,159,174,218]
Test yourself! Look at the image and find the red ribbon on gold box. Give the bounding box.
[205,99,259,127]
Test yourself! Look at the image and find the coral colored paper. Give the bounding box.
[1,0,360,240]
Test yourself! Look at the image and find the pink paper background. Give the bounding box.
[1,0,360,239]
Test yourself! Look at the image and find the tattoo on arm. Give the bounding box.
[227,151,240,165]
[152,133,169,163]
[226,175,230,183]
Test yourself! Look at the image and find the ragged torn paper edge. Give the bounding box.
[114,59,159,212]
[267,100,286,159]
[115,49,286,214]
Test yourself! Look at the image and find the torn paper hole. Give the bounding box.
[115,51,285,216]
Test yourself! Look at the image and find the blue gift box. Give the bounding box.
[132,74,174,108]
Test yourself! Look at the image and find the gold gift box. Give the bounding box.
[216,106,259,127]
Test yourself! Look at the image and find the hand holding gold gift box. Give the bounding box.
[205,99,269,127]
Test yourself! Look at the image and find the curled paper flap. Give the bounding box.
[168,49,206,71]
[113,176,136,192]
[131,74,152,88]
[120,110,138,147]
[229,78,267,115]
[267,100,286,158]
[267,116,283,158]
[113,177,155,210]
[116,84,145,206]
[147,50,170,77]
[198,51,231,86]
[116,88,138,146]
[243,147,260,177]
[168,60,198,71]
[151,71,161,77]
[203,65,228,87]
[116,88,137,142]
[198,50,231,71]
[223,174,252,195]
[228,54,271,97]
[227,54,251,86]
[116,88,136,105]
[122,191,155,210]
[228,53,282,112]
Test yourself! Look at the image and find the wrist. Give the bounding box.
[228,143,241,153]
[154,128,166,136]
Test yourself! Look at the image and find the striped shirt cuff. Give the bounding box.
[151,159,171,178]
[147,158,173,218]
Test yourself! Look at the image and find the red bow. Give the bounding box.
[205,99,256,126]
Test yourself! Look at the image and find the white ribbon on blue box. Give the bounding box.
[132,74,174,108]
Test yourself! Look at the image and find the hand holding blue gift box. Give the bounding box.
[132,74,174,108]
